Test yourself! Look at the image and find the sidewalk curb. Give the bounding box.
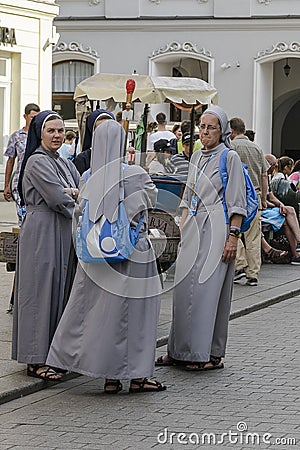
[0,380,45,405]
[156,286,300,348]
[0,372,79,406]
[229,286,300,319]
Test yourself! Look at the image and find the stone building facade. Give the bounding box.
[53,0,300,160]
[0,0,59,189]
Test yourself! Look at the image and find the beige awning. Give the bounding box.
[74,73,218,105]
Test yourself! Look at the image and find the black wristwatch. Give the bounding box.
[229,228,241,238]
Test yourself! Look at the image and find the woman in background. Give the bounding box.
[58,130,76,159]
[288,159,300,192]
[273,156,294,181]
[171,123,182,141]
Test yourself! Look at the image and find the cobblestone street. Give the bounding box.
[1,1,300,448]
[0,296,299,449]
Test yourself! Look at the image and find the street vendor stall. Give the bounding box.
[0,74,217,276]
[73,73,217,153]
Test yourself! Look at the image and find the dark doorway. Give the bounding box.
[281,100,300,160]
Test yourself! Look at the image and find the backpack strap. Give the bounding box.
[123,160,144,233]
[219,148,230,225]
[83,168,91,183]
[135,214,144,234]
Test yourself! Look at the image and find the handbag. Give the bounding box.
[75,169,144,264]
[270,177,296,198]
[270,177,300,218]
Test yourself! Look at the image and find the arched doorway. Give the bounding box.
[273,56,300,158]
[149,41,213,123]
[254,42,300,156]
[281,100,300,161]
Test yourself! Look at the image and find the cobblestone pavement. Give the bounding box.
[0,296,299,450]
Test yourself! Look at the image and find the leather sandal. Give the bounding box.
[129,378,167,393]
[27,364,63,381]
[155,355,180,367]
[104,379,122,394]
[263,248,290,264]
[269,236,290,251]
[184,356,224,372]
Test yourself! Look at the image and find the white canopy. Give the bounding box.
[74,73,218,105]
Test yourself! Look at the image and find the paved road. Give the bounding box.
[1,197,300,449]
[0,296,299,449]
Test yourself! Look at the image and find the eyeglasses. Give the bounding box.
[199,124,220,132]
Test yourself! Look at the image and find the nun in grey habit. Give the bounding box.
[47,120,166,394]
[12,110,80,380]
[156,105,247,371]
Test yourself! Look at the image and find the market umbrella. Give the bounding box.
[73,73,218,105]
[74,73,218,158]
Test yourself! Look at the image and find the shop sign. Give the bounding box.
[0,27,17,46]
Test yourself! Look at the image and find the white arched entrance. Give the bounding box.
[148,41,214,121]
[254,42,300,156]
[52,41,99,120]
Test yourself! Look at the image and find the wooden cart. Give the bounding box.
[148,175,186,271]
[0,227,19,266]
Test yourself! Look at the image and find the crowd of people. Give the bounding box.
[145,112,300,274]
[3,101,300,393]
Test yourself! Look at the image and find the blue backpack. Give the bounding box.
[219,148,258,233]
[75,168,144,264]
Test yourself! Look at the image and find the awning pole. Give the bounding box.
[189,105,195,160]
[140,104,149,167]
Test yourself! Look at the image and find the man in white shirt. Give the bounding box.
[146,112,176,167]
[147,112,176,150]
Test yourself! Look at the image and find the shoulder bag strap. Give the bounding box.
[34,151,76,187]
[219,148,230,224]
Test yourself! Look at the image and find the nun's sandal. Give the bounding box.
[104,379,123,394]
[129,378,167,393]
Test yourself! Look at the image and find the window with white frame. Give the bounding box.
[52,60,93,120]
[0,54,11,167]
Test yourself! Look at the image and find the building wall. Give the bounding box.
[57,0,300,18]
[0,0,59,190]
[54,0,300,156]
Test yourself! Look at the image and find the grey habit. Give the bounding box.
[12,147,80,364]
[168,143,247,362]
[47,121,161,379]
